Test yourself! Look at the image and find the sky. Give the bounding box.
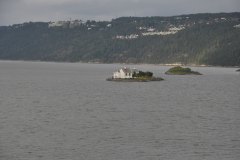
[0,0,240,26]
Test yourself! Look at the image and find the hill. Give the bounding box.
[0,12,240,66]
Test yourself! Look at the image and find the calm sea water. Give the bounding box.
[0,61,239,160]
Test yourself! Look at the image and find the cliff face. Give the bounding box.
[0,12,240,66]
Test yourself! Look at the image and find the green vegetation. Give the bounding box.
[132,71,164,81]
[0,12,240,66]
[133,71,153,78]
[165,66,202,75]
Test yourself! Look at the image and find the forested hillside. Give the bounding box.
[0,12,240,66]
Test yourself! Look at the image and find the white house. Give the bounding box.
[113,67,134,79]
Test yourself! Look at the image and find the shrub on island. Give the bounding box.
[132,70,163,81]
[133,71,153,78]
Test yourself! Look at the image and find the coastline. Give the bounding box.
[0,60,239,68]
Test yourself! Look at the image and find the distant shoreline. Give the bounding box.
[0,60,239,68]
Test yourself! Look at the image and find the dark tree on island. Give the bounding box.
[133,71,153,78]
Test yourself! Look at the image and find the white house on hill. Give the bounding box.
[113,67,134,79]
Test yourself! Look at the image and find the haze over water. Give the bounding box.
[0,61,239,160]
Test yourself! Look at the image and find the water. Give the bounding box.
[0,61,239,160]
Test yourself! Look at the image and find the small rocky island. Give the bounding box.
[107,67,164,82]
[236,69,240,72]
[165,66,202,75]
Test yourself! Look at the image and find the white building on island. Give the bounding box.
[113,67,137,79]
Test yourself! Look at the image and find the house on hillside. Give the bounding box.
[113,67,138,79]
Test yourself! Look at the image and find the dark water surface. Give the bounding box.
[0,61,239,160]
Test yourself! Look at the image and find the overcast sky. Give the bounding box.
[0,0,239,26]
